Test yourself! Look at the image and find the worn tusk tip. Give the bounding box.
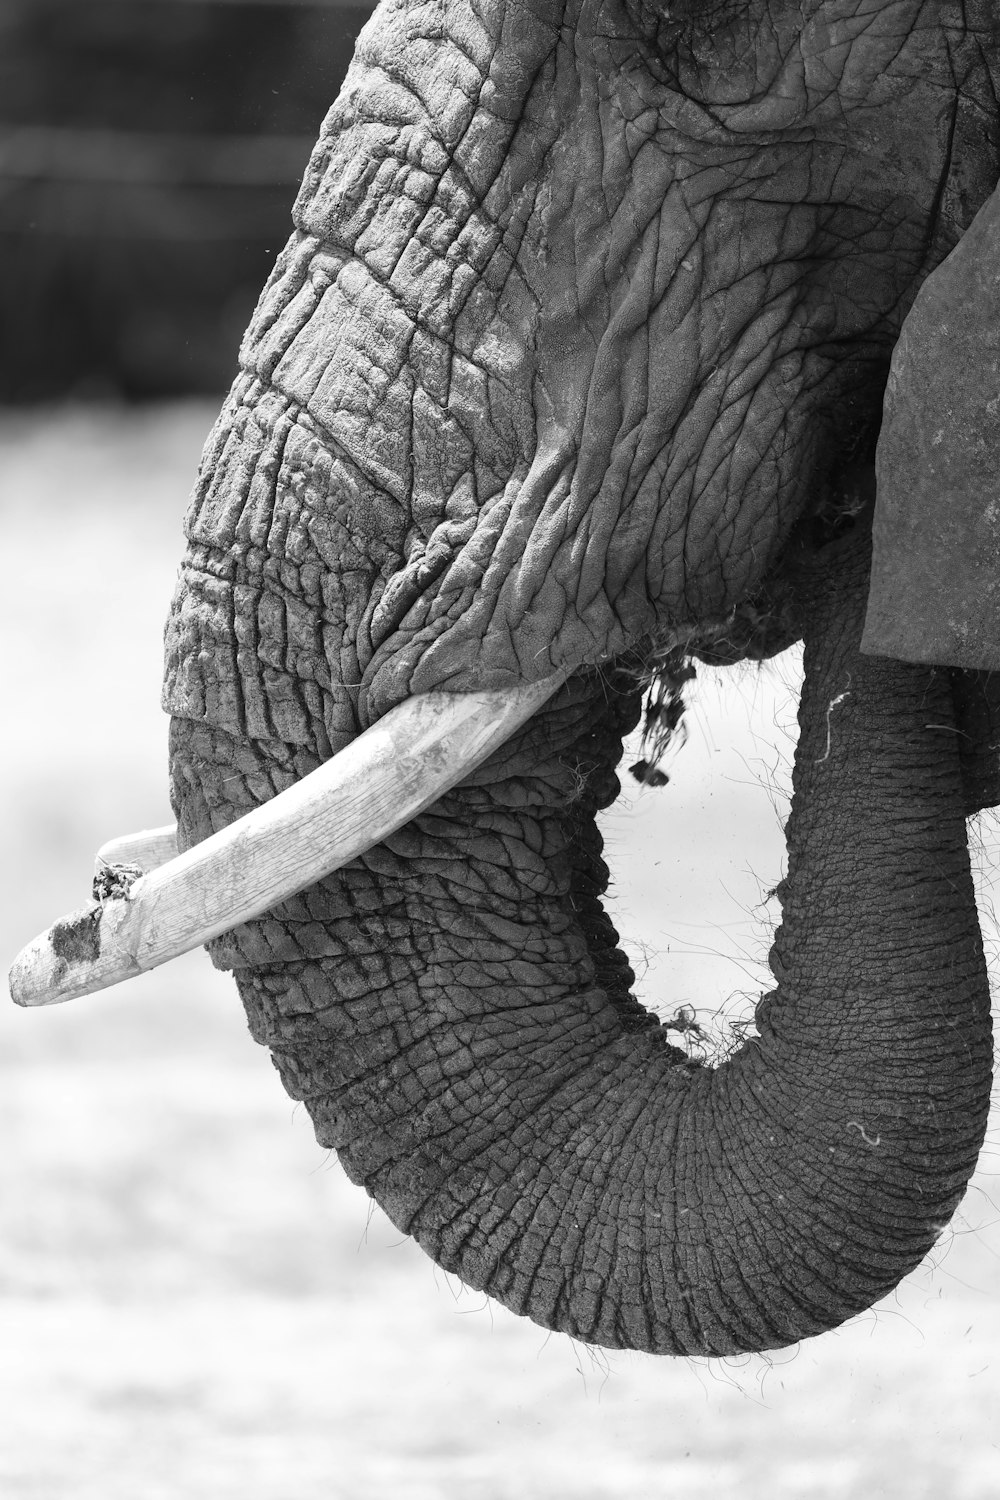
[9,902,141,1007]
[11,675,567,1008]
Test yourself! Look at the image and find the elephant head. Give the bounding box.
[16,1,1000,1356]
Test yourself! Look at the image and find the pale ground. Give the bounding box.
[2,404,999,1498]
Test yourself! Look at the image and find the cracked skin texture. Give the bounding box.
[164,1,999,1354]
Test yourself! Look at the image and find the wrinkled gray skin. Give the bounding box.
[163,0,1000,1356]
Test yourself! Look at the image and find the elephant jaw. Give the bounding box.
[4,477,875,1011]
[8,675,564,1007]
[6,477,854,1011]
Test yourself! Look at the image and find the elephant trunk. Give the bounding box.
[168,528,992,1356]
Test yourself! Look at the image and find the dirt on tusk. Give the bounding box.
[9,676,565,1008]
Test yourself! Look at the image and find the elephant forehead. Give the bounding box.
[164,0,997,742]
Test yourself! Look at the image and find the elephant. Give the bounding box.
[13,0,1000,1357]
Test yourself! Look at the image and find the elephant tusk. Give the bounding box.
[9,675,565,1008]
[95,825,179,875]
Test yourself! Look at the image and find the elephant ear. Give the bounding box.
[861,181,1000,670]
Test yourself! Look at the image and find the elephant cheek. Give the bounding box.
[862,181,1000,672]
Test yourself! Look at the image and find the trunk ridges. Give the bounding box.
[168,530,993,1357]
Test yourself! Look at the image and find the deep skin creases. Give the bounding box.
[168,522,993,1356]
[163,0,999,745]
[161,1,1000,1356]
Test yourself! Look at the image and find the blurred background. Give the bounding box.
[0,0,372,400]
[2,4,1000,1497]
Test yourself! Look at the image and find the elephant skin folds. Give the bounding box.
[168,528,992,1356]
[163,0,1000,727]
[163,0,998,1355]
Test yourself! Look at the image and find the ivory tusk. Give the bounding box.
[10,675,565,1008]
[95,825,179,876]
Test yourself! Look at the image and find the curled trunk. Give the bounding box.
[169,529,992,1355]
